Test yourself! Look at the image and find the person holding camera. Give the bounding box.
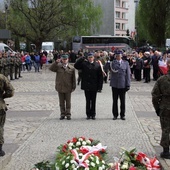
[110,51,131,120]
[49,55,76,120]
[151,59,170,159]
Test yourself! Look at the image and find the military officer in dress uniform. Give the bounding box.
[49,55,76,120]
[110,51,131,120]
[151,59,170,159]
[0,74,14,156]
[74,53,103,120]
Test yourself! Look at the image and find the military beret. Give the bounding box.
[61,55,69,59]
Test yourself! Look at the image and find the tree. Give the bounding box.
[7,0,102,51]
[138,0,170,47]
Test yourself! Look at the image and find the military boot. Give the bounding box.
[160,147,170,159]
[0,144,5,157]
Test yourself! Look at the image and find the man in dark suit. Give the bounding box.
[110,51,131,120]
[74,53,103,120]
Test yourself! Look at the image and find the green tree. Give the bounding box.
[7,0,102,51]
[138,0,170,47]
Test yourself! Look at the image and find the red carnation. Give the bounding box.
[67,140,71,144]
[72,137,78,143]
[80,136,86,140]
[80,148,89,154]
[129,166,137,170]
[89,138,93,142]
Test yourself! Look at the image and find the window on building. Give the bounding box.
[122,1,127,8]
[122,12,126,19]
[116,11,120,18]
[116,23,120,30]
[122,23,126,30]
[116,0,120,7]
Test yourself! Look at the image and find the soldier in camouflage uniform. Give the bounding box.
[151,58,170,159]
[0,74,14,156]
[14,53,20,79]
[17,53,22,78]
[0,52,4,75]
[9,52,15,80]
[3,52,10,78]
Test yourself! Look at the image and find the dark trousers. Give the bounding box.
[84,90,97,117]
[144,68,150,82]
[10,66,14,80]
[160,109,170,148]
[58,92,71,117]
[135,69,142,81]
[112,87,126,118]
[153,68,159,80]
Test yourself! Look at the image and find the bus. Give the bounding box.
[72,35,135,53]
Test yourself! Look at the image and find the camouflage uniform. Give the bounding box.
[151,70,170,148]
[14,55,20,79]
[0,74,14,156]
[0,57,4,75]
[17,55,22,78]
[3,53,10,78]
[9,54,15,80]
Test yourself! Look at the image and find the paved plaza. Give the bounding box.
[0,68,170,169]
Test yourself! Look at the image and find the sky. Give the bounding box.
[0,0,5,11]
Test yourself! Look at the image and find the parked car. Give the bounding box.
[0,42,15,53]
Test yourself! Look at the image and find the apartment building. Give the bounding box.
[115,0,135,37]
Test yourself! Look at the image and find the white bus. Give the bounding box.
[72,35,135,53]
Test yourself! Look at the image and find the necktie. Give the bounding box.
[63,65,67,69]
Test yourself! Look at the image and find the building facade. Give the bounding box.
[93,0,115,35]
[92,0,136,37]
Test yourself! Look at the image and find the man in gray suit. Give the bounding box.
[110,51,131,120]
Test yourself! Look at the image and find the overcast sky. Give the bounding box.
[0,0,5,11]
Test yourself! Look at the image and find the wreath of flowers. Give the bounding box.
[55,136,108,170]
[108,148,161,170]
[31,137,161,170]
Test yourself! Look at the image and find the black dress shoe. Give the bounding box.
[67,116,71,120]
[92,117,96,120]
[160,152,170,159]
[113,117,117,120]
[121,117,126,120]
[60,116,65,120]
[86,117,90,120]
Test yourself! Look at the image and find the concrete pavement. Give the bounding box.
[0,69,169,169]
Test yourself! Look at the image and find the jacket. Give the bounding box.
[152,70,170,111]
[110,60,131,89]
[49,61,76,93]
[74,57,103,91]
[0,74,14,111]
